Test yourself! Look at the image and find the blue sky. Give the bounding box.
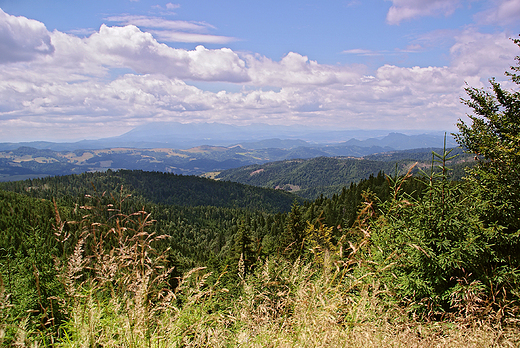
[0,0,519,141]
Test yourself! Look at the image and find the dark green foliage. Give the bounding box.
[215,152,469,200]
[0,190,71,341]
[455,37,520,241]
[0,173,294,342]
[0,169,297,213]
[289,171,426,246]
[364,149,495,314]
[453,36,520,310]
[281,202,306,260]
[215,157,402,200]
[229,219,256,279]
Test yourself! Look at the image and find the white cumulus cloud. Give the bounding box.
[450,30,519,78]
[86,25,249,82]
[246,52,363,87]
[0,8,518,141]
[0,8,54,63]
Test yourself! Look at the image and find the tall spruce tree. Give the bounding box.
[455,36,520,264]
[282,201,305,260]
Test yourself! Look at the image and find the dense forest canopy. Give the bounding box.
[214,148,472,199]
[0,169,298,213]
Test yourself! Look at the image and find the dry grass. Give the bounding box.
[49,252,520,348]
[226,253,520,348]
[3,254,519,347]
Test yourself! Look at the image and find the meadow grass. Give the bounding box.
[3,253,517,347]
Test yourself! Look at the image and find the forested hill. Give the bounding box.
[213,148,473,199]
[0,169,298,213]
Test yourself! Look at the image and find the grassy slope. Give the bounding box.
[5,236,516,347]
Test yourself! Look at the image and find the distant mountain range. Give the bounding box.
[0,122,462,182]
[0,122,457,151]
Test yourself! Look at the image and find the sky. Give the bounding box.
[0,0,519,142]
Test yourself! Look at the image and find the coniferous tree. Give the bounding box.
[455,36,520,278]
[364,149,494,314]
[229,219,255,279]
[281,201,305,260]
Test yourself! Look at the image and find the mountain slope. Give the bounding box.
[0,169,299,213]
[214,148,474,199]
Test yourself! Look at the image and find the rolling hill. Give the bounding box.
[213,148,474,199]
[0,169,298,213]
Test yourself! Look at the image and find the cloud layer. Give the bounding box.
[475,0,520,25]
[0,7,518,141]
[386,0,520,25]
[106,14,237,44]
